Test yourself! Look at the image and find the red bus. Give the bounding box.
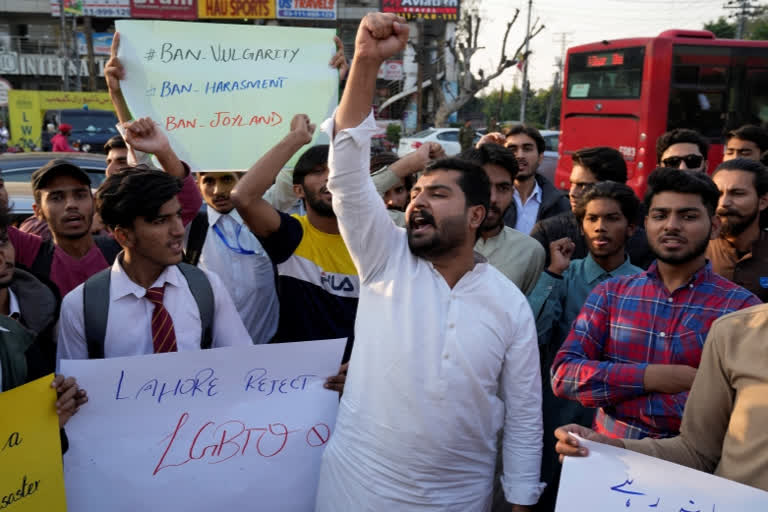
[555,30,768,196]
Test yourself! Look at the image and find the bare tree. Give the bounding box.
[431,7,544,127]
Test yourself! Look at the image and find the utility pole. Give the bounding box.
[84,16,97,91]
[724,0,764,39]
[497,84,504,123]
[58,0,82,91]
[71,14,82,91]
[545,32,571,128]
[416,18,425,131]
[59,0,69,92]
[519,0,533,123]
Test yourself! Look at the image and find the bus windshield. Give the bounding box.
[667,45,768,137]
[566,46,645,99]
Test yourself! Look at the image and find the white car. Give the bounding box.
[538,130,560,184]
[397,128,479,157]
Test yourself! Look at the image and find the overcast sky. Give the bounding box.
[470,0,731,93]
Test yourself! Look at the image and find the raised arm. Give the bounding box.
[527,238,574,345]
[121,117,184,177]
[372,141,444,196]
[325,14,410,282]
[105,33,131,125]
[119,117,202,225]
[230,115,314,237]
[333,13,408,136]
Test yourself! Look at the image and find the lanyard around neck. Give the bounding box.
[212,223,256,255]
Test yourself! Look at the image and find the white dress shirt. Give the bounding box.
[56,258,251,365]
[188,208,279,344]
[8,289,20,318]
[513,181,542,234]
[0,291,20,392]
[315,112,545,511]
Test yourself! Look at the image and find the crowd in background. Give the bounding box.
[3,12,768,512]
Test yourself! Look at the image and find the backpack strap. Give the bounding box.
[177,262,214,349]
[83,268,112,359]
[184,211,209,266]
[82,263,215,355]
[28,239,56,282]
[93,236,122,265]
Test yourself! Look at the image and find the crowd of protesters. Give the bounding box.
[3,12,768,512]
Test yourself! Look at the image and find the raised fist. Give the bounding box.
[354,12,410,63]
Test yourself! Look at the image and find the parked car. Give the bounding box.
[397,128,480,157]
[43,109,119,154]
[538,130,560,184]
[0,152,107,222]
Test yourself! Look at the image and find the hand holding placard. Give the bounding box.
[115,20,339,172]
[556,435,768,511]
[61,339,346,512]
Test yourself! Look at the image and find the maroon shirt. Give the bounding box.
[9,172,202,298]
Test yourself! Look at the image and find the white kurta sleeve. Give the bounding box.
[499,299,546,505]
[323,111,404,283]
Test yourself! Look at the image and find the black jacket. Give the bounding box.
[530,211,655,269]
[0,269,67,452]
[503,173,571,231]
[11,268,59,374]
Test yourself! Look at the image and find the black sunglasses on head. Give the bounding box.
[661,154,704,169]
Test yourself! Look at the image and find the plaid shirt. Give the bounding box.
[551,261,760,440]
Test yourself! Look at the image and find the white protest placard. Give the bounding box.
[556,437,768,511]
[61,339,346,512]
[115,20,339,171]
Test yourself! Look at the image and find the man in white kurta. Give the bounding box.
[315,13,544,511]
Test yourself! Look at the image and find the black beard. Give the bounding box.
[719,210,758,238]
[407,212,467,259]
[305,190,336,218]
[480,205,507,234]
[652,234,710,265]
[515,172,535,181]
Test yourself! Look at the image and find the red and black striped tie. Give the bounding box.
[147,285,178,353]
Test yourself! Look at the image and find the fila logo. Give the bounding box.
[320,274,355,292]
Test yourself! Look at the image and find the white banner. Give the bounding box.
[61,339,346,512]
[557,436,768,511]
[115,20,338,171]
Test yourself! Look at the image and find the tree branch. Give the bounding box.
[432,8,545,126]
[499,9,520,64]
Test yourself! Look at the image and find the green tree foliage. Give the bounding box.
[703,15,768,40]
[475,86,561,129]
[704,17,737,39]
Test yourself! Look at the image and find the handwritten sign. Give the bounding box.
[557,436,768,511]
[61,339,345,512]
[0,374,67,512]
[115,20,337,171]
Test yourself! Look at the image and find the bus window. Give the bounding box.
[566,47,645,99]
[668,45,731,137]
[746,69,768,124]
[670,45,768,136]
